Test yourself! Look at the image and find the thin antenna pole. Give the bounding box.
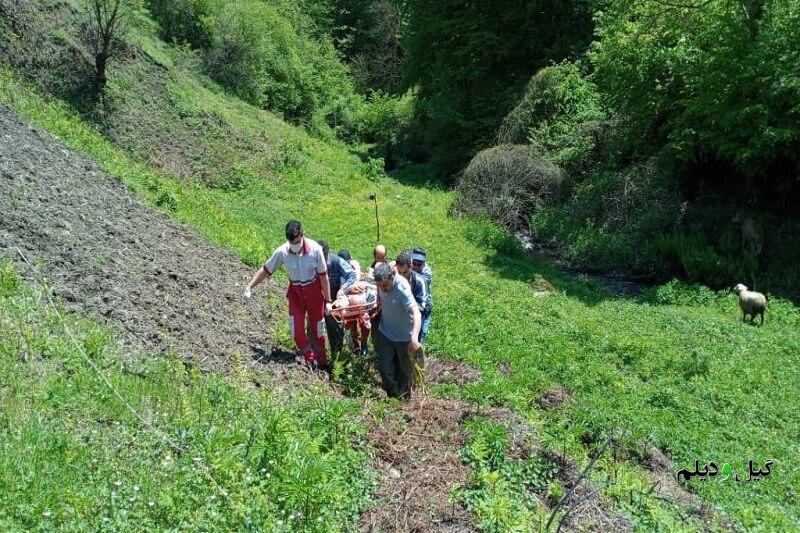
[374,194,380,243]
[370,193,380,243]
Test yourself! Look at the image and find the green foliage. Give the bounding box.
[590,0,800,177]
[200,0,353,126]
[458,418,556,531]
[0,262,373,530]
[155,190,178,211]
[463,218,522,258]
[341,90,414,154]
[530,161,683,273]
[644,279,724,308]
[146,0,210,47]
[363,157,385,182]
[401,0,594,178]
[330,349,375,398]
[4,29,800,528]
[499,62,606,172]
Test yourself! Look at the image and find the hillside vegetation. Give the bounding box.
[2,0,800,531]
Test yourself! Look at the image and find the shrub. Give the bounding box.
[348,91,413,148]
[199,0,358,127]
[146,0,210,48]
[457,144,564,231]
[498,62,606,172]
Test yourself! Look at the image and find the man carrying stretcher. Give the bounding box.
[243,220,332,369]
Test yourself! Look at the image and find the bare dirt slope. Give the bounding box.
[0,105,293,376]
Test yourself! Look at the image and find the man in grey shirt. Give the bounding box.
[373,263,422,399]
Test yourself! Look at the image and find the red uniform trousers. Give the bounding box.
[287,277,327,365]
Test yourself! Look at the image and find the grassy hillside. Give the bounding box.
[0,262,372,530]
[2,2,800,530]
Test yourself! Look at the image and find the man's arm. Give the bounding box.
[409,305,422,352]
[339,256,357,293]
[248,247,283,293]
[416,276,429,314]
[320,272,331,303]
[314,246,331,303]
[247,265,270,291]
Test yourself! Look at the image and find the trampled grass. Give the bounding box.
[2,14,800,529]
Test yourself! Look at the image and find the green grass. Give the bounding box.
[0,261,373,531]
[2,9,800,529]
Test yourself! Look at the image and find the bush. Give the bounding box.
[197,0,359,127]
[354,91,413,145]
[456,144,564,231]
[146,0,210,48]
[644,279,722,307]
[532,158,682,270]
[498,62,606,172]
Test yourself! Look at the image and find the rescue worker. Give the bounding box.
[243,220,331,368]
[411,247,433,342]
[338,249,361,279]
[395,250,429,321]
[319,240,357,355]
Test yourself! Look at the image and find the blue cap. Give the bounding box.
[411,251,426,262]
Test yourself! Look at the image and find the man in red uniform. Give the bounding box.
[243,220,332,368]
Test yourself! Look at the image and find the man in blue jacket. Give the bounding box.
[411,248,433,342]
[320,240,357,355]
[395,250,429,321]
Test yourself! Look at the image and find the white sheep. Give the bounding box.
[732,283,767,325]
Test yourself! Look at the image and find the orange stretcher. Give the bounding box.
[329,298,377,326]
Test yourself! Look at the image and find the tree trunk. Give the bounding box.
[95,51,108,88]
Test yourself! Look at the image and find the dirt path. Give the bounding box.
[0,105,299,380]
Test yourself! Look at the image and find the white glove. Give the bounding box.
[242,286,252,302]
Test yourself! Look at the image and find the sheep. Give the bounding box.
[732,283,767,325]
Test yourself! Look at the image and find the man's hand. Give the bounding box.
[408,338,422,355]
[325,302,333,315]
[242,286,252,302]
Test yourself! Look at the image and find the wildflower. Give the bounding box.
[133,485,140,492]
[148,501,155,508]
[114,480,123,487]
[43,510,52,518]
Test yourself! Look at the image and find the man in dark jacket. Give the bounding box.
[320,240,357,355]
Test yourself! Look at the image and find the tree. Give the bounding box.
[590,0,800,195]
[82,0,139,88]
[400,0,593,179]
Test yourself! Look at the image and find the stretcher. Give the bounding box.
[329,284,378,326]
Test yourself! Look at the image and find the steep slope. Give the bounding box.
[0,105,291,377]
